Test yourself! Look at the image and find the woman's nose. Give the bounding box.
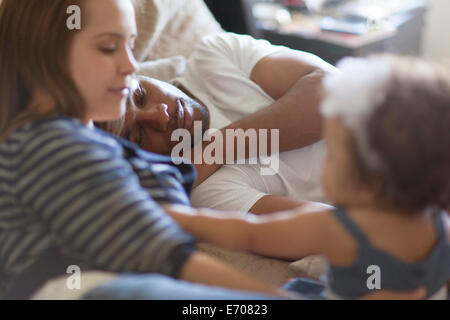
[119,48,139,76]
[135,104,170,132]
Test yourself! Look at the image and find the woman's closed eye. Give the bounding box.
[99,42,118,54]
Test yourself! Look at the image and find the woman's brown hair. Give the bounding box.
[0,0,85,141]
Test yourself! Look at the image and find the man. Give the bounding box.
[112,32,336,214]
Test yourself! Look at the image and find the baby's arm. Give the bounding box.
[163,205,258,251]
[164,205,331,260]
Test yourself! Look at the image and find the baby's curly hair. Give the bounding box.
[352,56,450,212]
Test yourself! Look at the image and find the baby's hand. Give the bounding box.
[163,205,197,229]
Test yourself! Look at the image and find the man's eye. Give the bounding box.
[133,85,147,108]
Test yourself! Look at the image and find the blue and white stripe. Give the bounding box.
[0,117,195,289]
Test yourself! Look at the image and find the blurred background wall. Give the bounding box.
[422,0,450,61]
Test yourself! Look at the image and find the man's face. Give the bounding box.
[121,76,209,154]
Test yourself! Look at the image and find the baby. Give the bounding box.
[166,55,450,299]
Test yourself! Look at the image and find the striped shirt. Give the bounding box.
[0,117,197,296]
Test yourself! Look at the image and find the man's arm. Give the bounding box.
[194,50,335,186]
[251,49,337,100]
[226,49,336,154]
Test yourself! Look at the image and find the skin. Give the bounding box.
[165,117,449,299]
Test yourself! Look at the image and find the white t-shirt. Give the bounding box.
[174,33,327,212]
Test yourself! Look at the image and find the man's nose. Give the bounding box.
[135,104,170,132]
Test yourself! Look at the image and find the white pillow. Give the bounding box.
[138,55,186,82]
[134,0,224,61]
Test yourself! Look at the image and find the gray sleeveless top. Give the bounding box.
[326,208,450,299]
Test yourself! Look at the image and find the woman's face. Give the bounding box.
[69,0,138,124]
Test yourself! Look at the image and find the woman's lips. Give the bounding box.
[110,87,131,97]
